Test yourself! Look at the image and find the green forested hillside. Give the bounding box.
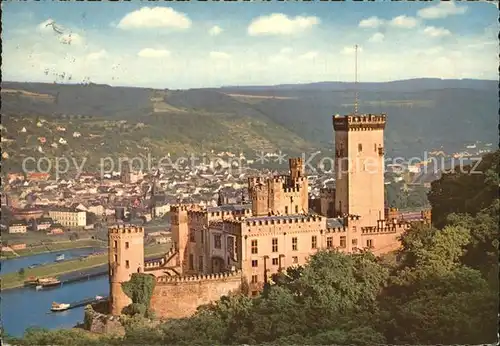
[1,79,497,173]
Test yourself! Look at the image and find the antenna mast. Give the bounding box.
[354,44,359,115]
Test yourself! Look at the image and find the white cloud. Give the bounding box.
[117,7,191,30]
[369,32,385,43]
[59,32,84,46]
[417,1,467,19]
[248,13,320,36]
[86,49,108,61]
[209,25,223,36]
[138,48,171,58]
[423,26,452,38]
[280,47,293,54]
[389,16,419,28]
[359,16,385,28]
[209,51,231,60]
[341,46,363,55]
[298,51,318,60]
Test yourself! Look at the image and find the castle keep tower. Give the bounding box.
[108,225,145,316]
[333,114,386,226]
[247,158,308,216]
[171,205,189,273]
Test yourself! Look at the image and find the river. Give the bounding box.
[2,276,109,337]
[0,247,104,275]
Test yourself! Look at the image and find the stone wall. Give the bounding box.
[85,305,125,336]
[150,271,243,319]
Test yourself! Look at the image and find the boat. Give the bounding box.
[28,263,40,269]
[95,295,104,300]
[35,285,43,290]
[55,254,65,262]
[38,277,61,287]
[24,276,39,286]
[51,302,70,312]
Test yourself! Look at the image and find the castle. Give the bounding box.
[108,113,431,318]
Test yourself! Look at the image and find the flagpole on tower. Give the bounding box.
[354,44,359,115]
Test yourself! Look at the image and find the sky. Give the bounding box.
[2,0,498,89]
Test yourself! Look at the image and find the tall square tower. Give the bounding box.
[333,114,386,226]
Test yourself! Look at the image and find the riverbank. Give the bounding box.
[1,239,106,260]
[0,244,168,290]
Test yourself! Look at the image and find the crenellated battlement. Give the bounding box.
[245,215,322,226]
[293,176,308,183]
[171,205,189,213]
[325,227,347,233]
[144,247,178,269]
[283,186,301,193]
[108,224,144,234]
[156,270,242,284]
[361,222,411,234]
[333,113,387,131]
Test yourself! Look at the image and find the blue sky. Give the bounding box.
[2,0,498,88]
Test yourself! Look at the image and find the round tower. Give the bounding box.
[108,224,145,316]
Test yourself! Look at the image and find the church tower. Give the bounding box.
[333,114,386,226]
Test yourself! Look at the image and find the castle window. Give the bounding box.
[272,238,278,252]
[114,254,118,263]
[353,226,357,232]
[358,143,363,152]
[214,234,222,249]
[366,239,373,248]
[285,206,289,214]
[292,237,298,251]
[189,254,194,270]
[340,236,346,248]
[114,240,117,248]
[352,239,358,246]
[292,256,298,264]
[125,242,129,249]
[125,260,130,269]
[252,259,258,267]
[295,205,299,213]
[251,275,258,283]
[251,240,258,254]
[311,236,317,249]
[201,231,204,244]
[374,143,377,152]
[190,230,195,242]
[199,256,204,270]
[326,237,333,248]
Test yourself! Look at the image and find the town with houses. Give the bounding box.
[1,137,493,251]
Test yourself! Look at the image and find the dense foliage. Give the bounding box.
[121,273,156,318]
[5,151,498,345]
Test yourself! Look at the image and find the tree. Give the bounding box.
[428,150,499,228]
[121,273,156,317]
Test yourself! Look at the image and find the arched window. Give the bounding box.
[358,143,362,152]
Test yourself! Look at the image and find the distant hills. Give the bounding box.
[1,78,498,173]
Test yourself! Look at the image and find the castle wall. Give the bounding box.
[150,272,242,319]
[240,216,325,293]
